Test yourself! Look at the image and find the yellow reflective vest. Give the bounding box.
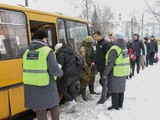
[105,45,130,77]
[23,46,56,86]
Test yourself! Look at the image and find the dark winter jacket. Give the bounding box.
[102,39,127,93]
[24,39,63,110]
[150,40,158,53]
[56,45,79,88]
[131,39,145,56]
[95,38,111,72]
[144,42,151,55]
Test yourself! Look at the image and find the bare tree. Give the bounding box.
[68,0,115,37]
[92,5,115,37]
[145,0,160,22]
[67,0,93,21]
[91,5,101,32]
[129,12,141,36]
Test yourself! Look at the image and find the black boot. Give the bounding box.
[129,73,132,78]
[89,82,100,95]
[106,92,111,99]
[107,106,119,110]
[81,87,87,101]
[97,98,106,104]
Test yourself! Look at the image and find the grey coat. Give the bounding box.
[103,40,127,93]
[24,40,63,110]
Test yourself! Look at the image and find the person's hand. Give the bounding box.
[101,76,108,85]
[91,62,95,68]
[58,64,62,69]
[102,76,107,81]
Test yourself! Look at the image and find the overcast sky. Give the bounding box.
[0,0,154,21]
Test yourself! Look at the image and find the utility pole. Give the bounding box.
[153,20,155,36]
[25,0,28,7]
[142,13,144,38]
[131,18,133,37]
[85,0,89,21]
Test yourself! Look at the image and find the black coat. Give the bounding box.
[150,40,158,53]
[131,39,145,56]
[56,45,79,88]
[144,42,151,55]
[95,38,111,72]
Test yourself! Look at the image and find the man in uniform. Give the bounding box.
[79,36,97,101]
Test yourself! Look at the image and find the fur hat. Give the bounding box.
[55,43,63,52]
[112,33,124,40]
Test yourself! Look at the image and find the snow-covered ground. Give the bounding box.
[35,52,160,120]
[59,53,160,120]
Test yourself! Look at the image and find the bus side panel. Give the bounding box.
[0,59,23,88]
[9,85,26,116]
[0,90,9,119]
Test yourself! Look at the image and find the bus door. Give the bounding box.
[29,20,57,50]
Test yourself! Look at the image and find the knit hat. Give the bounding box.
[55,43,63,52]
[84,36,93,43]
[112,33,124,40]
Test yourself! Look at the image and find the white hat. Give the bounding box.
[112,33,125,40]
[55,43,63,52]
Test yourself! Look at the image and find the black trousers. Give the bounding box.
[149,52,155,65]
[35,105,59,120]
[132,56,140,75]
[99,71,111,100]
[145,54,150,66]
[58,80,77,101]
[111,92,124,109]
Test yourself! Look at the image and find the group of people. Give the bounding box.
[22,30,158,120]
[127,34,158,78]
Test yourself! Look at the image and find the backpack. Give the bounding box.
[75,53,84,70]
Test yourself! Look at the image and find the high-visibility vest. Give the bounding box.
[105,45,130,77]
[23,46,56,86]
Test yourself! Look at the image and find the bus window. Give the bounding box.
[30,21,55,49]
[0,10,28,59]
[57,19,67,44]
[66,20,88,52]
[45,28,52,46]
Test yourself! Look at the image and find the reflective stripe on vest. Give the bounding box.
[105,45,130,77]
[23,69,48,73]
[23,46,56,86]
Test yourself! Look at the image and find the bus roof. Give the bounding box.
[0,3,89,23]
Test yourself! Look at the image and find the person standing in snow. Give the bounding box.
[149,36,158,65]
[79,36,98,101]
[127,41,136,78]
[23,30,63,120]
[131,34,145,76]
[92,31,112,104]
[102,33,130,110]
[55,43,80,111]
[143,37,151,67]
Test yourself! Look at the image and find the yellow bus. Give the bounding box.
[0,3,91,119]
